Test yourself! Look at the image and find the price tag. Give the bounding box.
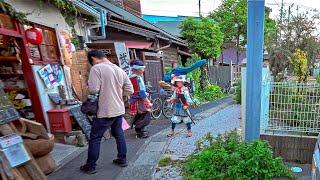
[0,134,30,168]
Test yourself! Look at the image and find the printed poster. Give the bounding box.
[38,64,61,89]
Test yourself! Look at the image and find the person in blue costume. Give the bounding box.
[163,59,207,83]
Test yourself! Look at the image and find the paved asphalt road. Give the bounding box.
[49,97,233,180]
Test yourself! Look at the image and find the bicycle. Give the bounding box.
[161,81,195,119]
[147,86,163,120]
[223,80,236,95]
[161,89,174,119]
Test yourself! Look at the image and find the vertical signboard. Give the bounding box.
[114,42,130,74]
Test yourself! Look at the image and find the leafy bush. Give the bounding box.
[194,84,225,102]
[186,54,225,104]
[233,78,241,104]
[183,131,295,180]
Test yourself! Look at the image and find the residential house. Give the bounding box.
[84,0,190,88]
[143,14,200,38]
[108,0,142,17]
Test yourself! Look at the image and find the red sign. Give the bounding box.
[25,28,42,45]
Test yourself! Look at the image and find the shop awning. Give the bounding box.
[125,41,153,49]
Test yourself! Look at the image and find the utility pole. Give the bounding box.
[288,4,292,22]
[279,0,284,41]
[280,0,284,23]
[199,0,201,17]
[245,0,265,142]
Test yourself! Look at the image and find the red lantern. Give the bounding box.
[25,28,43,45]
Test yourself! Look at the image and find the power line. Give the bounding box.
[199,0,201,17]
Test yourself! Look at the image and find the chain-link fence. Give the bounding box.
[267,82,320,133]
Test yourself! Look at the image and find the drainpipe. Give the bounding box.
[90,9,107,40]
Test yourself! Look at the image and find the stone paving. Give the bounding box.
[115,99,236,180]
[154,105,241,180]
[49,97,234,180]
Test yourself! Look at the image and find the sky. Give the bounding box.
[141,0,320,19]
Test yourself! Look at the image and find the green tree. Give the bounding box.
[290,49,308,83]
[180,17,224,90]
[210,0,276,63]
[269,7,320,80]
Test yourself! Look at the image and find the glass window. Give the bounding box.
[26,23,60,64]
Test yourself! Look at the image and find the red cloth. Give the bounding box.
[174,87,189,106]
[129,76,151,115]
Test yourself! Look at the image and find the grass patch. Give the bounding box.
[158,156,173,167]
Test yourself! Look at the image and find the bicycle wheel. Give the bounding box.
[163,100,174,119]
[151,97,162,119]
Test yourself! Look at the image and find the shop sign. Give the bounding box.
[101,49,112,55]
[114,42,130,74]
[0,134,30,168]
[26,28,43,45]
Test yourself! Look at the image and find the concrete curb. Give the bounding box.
[51,146,87,172]
[115,97,234,180]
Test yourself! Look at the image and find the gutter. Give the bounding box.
[72,0,100,17]
[155,35,187,47]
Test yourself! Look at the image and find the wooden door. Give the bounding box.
[144,60,163,89]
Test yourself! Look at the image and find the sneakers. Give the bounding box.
[136,131,149,138]
[113,159,128,167]
[80,159,127,173]
[80,165,97,174]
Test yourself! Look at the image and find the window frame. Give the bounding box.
[26,23,61,65]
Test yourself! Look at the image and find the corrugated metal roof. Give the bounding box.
[88,0,186,45]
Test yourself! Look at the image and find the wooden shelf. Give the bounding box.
[0,56,18,62]
[3,87,27,91]
[0,73,23,76]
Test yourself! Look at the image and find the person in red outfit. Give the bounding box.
[129,60,152,138]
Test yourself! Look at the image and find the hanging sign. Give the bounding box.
[0,134,30,168]
[114,42,130,74]
[26,28,43,45]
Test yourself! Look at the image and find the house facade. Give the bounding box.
[84,0,190,88]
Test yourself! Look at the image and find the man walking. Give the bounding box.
[80,50,134,174]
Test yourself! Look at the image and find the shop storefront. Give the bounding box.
[0,13,46,126]
[0,9,81,133]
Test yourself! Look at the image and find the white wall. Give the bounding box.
[32,65,69,133]
[5,0,69,30]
